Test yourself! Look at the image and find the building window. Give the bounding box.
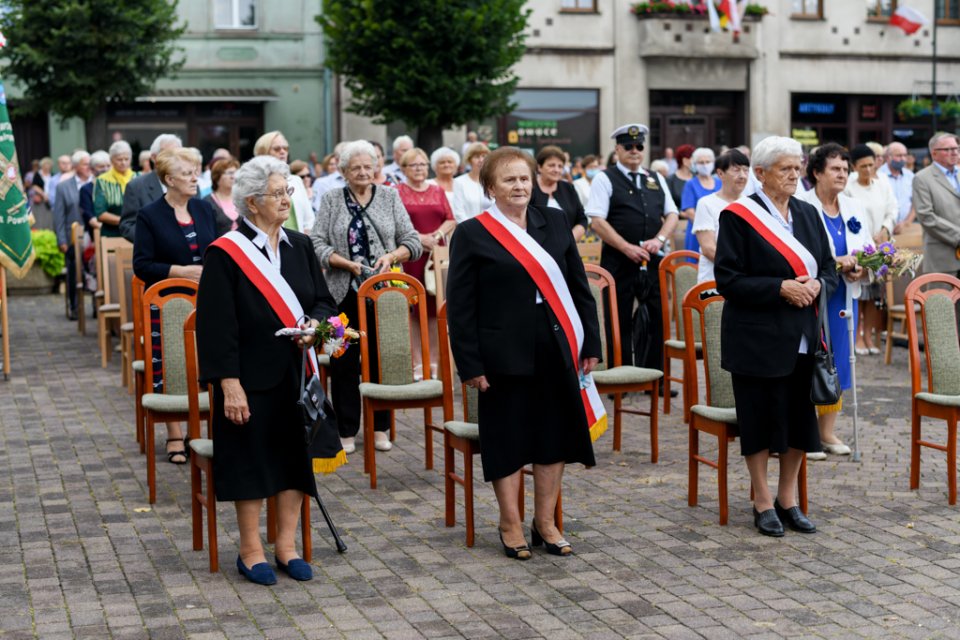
[214,0,257,29]
[502,88,599,159]
[937,0,960,23]
[867,0,896,19]
[791,0,822,18]
[560,0,597,12]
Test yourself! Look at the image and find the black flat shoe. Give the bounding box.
[165,438,188,465]
[276,556,313,581]
[531,523,572,556]
[236,555,277,585]
[499,531,531,560]
[774,499,817,533]
[753,507,784,537]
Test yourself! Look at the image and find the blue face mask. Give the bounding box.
[586,168,600,179]
[889,159,906,171]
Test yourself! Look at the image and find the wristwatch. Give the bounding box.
[656,234,667,244]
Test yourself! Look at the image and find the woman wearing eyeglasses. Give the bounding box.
[254,131,315,234]
[311,140,423,455]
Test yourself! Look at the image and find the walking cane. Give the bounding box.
[313,492,348,553]
[839,285,862,462]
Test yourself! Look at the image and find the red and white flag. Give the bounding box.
[889,6,928,35]
[0,31,6,48]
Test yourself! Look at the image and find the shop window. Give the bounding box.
[791,0,823,19]
[867,0,896,19]
[560,0,598,12]
[504,88,599,159]
[215,0,257,30]
[938,0,960,23]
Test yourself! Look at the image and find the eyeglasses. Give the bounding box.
[404,162,428,169]
[270,145,290,153]
[933,147,960,154]
[620,143,644,152]
[259,186,295,199]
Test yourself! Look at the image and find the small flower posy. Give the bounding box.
[315,313,362,358]
[838,240,923,279]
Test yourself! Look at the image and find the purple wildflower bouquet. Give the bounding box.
[840,241,923,278]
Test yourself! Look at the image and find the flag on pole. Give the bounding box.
[889,6,928,35]
[707,0,721,32]
[0,83,35,279]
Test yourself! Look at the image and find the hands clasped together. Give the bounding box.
[780,275,821,308]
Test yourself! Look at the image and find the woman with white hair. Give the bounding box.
[311,140,422,455]
[680,146,721,253]
[196,155,341,585]
[93,140,136,236]
[714,136,837,537]
[429,147,464,220]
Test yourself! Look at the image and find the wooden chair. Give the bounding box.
[905,273,960,505]
[131,276,147,451]
[577,240,602,265]
[97,235,132,367]
[115,246,136,390]
[659,250,702,421]
[357,273,444,489]
[183,311,311,570]
[70,222,87,335]
[584,264,662,458]
[682,281,808,524]
[432,244,451,310]
[140,278,201,503]
[884,273,916,365]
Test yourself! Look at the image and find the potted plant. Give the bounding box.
[630,1,767,19]
[896,98,960,122]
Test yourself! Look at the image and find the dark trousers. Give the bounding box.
[329,291,390,438]
[605,255,664,372]
[65,246,77,313]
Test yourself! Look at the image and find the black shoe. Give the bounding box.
[753,507,784,537]
[276,556,313,581]
[236,555,277,585]
[774,499,817,533]
[644,386,679,398]
[531,523,572,556]
[499,531,531,560]
[68,309,78,321]
[165,438,188,465]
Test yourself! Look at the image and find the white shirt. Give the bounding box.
[585,162,678,220]
[288,175,315,232]
[691,192,733,284]
[453,173,493,222]
[243,217,291,269]
[574,177,592,207]
[844,175,897,239]
[878,163,914,223]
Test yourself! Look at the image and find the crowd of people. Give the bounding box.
[37,124,960,579]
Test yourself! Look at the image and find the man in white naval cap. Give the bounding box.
[586,124,679,384]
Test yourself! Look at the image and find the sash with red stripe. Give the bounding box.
[722,196,818,279]
[475,207,607,442]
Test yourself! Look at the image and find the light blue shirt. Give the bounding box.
[934,161,960,194]
[878,163,914,223]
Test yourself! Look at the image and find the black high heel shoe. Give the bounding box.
[531,523,572,556]
[499,531,531,560]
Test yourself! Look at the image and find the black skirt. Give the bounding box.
[477,305,596,482]
[731,354,822,457]
[212,368,318,501]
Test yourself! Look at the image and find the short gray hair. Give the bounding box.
[430,147,460,172]
[392,135,414,153]
[232,156,290,218]
[752,136,802,170]
[338,140,378,175]
[70,150,91,166]
[149,133,183,156]
[929,132,959,153]
[90,150,110,167]
[108,140,132,158]
[691,147,716,164]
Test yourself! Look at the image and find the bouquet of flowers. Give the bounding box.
[315,313,362,358]
[840,241,923,279]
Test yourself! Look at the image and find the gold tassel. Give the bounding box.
[589,414,608,443]
[815,396,843,417]
[312,449,348,474]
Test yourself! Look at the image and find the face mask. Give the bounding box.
[586,168,600,179]
[889,159,906,171]
[696,162,715,177]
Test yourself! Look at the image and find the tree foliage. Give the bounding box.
[318,0,530,143]
[0,0,185,121]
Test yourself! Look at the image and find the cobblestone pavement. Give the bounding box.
[2,294,960,639]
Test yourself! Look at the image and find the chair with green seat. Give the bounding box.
[682,281,807,525]
[357,272,443,489]
[140,277,204,503]
[659,250,702,421]
[584,264,662,459]
[905,273,960,505]
[131,276,147,453]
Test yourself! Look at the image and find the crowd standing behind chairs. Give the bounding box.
[33,124,960,580]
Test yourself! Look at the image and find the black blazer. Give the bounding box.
[446,205,600,380]
[133,196,220,287]
[530,180,588,232]
[196,223,337,392]
[715,193,838,378]
[120,172,164,242]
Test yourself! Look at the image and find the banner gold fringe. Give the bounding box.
[312,449,348,474]
[589,414,608,443]
[815,396,843,417]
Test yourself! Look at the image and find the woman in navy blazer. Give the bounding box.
[530,145,588,240]
[133,148,220,464]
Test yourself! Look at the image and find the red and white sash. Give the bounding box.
[723,196,818,278]
[210,231,321,376]
[475,207,607,442]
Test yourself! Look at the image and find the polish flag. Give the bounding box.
[889,6,928,35]
[0,32,6,48]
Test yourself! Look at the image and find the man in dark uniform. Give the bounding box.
[586,124,679,381]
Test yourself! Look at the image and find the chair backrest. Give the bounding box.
[437,302,478,424]
[131,276,146,360]
[93,227,103,294]
[682,280,733,410]
[182,310,211,440]
[99,237,132,306]
[433,243,451,309]
[357,272,430,385]
[71,222,84,288]
[584,263,620,370]
[578,240,602,265]
[141,278,199,396]
[659,250,701,345]
[115,246,134,324]
[905,273,960,396]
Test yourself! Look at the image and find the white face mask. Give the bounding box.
[696,162,715,177]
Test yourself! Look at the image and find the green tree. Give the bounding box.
[0,0,185,148]
[319,0,530,151]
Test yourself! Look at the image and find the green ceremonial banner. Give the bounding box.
[0,82,34,279]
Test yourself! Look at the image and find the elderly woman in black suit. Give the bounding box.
[197,156,339,585]
[447,147,600,559]
[714,136,838,537]
[531,145,588,241]
[133,148,219,465]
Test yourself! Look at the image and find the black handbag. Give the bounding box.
[299,347,338,445]
[810,283,842,406]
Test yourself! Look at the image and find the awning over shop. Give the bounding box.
[136,88,279,102]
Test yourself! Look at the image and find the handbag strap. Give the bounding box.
[817,280,832,353]
[300,346,308,399]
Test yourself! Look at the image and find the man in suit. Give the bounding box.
[119,133,182,242]
[914,132,960,275]
[53,150,93,320]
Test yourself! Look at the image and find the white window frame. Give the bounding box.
[214,0,258,30]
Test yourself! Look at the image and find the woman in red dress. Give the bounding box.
[397,147,457,377]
